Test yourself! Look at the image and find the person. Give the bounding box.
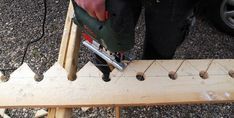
[74,0,200,81]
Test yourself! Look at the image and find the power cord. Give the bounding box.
[0,0,47,75]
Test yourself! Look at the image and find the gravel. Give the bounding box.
[0,0,234,117]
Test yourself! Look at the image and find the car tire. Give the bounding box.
[206,0,234,36]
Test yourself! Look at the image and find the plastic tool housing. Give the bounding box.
[72,0,136,52]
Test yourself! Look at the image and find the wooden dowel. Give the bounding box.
[115,106,121,118]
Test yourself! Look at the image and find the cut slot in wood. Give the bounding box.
[229,70,234,78]
[168,71,177,80]
[199,71,209,79]
[136,72,145,81]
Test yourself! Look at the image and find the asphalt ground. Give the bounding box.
[0,0,234,117]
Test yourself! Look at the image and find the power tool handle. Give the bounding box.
[72,1,105,34]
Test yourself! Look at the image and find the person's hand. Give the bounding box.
[75,0,106,21]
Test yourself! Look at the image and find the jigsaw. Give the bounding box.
[71,0,136,72]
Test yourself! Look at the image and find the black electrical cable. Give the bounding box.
[0,0,47,74]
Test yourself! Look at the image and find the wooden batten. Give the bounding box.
[0,59,233,108]
[48,0,81,117]
[64,21,81,81]
[58,1,74,67]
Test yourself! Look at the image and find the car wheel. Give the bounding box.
[207,0,234,36]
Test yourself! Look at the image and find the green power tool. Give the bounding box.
[72,0,136,70]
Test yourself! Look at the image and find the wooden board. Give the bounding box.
[48,0,82,117]
[58,1,74,67]
[0,59,233,108]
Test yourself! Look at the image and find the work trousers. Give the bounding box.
[95,0,200,80]
[135,0,200,59]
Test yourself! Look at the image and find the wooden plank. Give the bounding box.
[50,0,83,116]
[111,60,154,78]
[49,0,82,117]
[115,106,120,118]
[0,59,233,108]
[10,63,35,81]
[48,1,73,117]
[48,109,56,118]
[64,21,81,80]
[58,1,74,67]
[55,108,72,118]
[52,22,79,118]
